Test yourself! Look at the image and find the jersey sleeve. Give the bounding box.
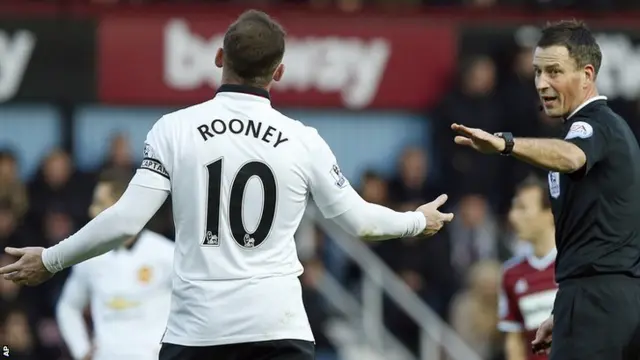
[306,130,354,219]
[497,271,524,333]
[131,118,172,191]
[564,119,610,177]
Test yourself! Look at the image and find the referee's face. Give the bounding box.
[533,45,586,118]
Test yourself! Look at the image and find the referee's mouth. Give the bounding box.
[541,95,558,107]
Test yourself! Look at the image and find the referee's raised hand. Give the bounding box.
[416,194,455,237]
[451,123,506,154]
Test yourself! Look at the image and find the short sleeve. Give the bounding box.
[307,130,354,219]
[497,272,524,332]
[130,119,172,191]
[564,119,609,177]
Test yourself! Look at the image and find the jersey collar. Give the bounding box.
[526,248,557,271]
[216,84,271,101]
[565,95,608,121]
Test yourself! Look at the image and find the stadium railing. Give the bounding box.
[308,203,482,360]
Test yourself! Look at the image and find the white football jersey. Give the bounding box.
[130,84,354,346]
[57,230,174,360]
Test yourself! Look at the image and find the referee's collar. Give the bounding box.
[215,84,271,101]
[564,95,608,122]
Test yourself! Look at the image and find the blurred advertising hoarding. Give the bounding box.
[2,6,640,108]
[97,16,456,110]
[0,18,96,104]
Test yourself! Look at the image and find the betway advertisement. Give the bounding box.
[98,15,457,109]
[0,18,95,103]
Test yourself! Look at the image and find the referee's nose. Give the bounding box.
[535,74,551,93]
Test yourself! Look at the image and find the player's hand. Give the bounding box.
[451,123,506,154]
[532,315,553,355]
[0,247,53,286]
[416,194,454,237]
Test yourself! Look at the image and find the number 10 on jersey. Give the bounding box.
[203,158,277,249]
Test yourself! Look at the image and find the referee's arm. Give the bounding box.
[511,120,608,175]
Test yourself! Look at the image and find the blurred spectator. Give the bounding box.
[448,194,510,280]
[27,149,93,235]
[2,307,37,360]
[0,149,29,219]
[301,259,338,360]
[360,170,389,206]
[449,260,503,360]
[433,55,506,204]
[388,146,442,210]
[101,133,136,174]
[0,199,30,249]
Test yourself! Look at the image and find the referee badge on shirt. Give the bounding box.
[548,172,561,199]
[565,121,594,140]
[330,164,348,189]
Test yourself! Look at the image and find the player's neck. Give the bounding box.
[221,74,270,92]
[531,229,556,258]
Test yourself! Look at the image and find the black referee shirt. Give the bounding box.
[550,97,640,282]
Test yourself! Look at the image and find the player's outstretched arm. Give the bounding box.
[56,269,93,360]
[325,187,453,241]
[306,130,452,241]
[41,180,169,274]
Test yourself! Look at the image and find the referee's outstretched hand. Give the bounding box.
[416,194,455,237]
[532,315,554,355]
[451,123,505,154]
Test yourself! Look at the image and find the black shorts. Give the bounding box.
[550,274,640,360]
[159,339,315,360]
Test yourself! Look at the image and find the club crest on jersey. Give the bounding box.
[515,278,528,294]
[142,143,156,158]
[330,164,347,189]
[137,266,153,284]
[244,234,255,248]
[202,231,220,247]
[548,172,560,199]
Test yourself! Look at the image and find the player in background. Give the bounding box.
[56,170,174,360]
[0,10,453,360]
[499,176,557,360]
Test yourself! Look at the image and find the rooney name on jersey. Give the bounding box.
[197,119,290,148]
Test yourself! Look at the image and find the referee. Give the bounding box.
[451,20,640,360]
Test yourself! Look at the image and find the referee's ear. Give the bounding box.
[583,64,596,85]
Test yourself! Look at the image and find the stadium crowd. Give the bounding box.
[4,2,640,360]
[6,0,640,10]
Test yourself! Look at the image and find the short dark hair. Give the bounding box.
[516,174,551,210]
[98,169,133,199]
[223,10,286,87]
[537,20,602,75]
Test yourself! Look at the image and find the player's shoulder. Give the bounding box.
[501,255,528,276]
[153,99,219,130]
